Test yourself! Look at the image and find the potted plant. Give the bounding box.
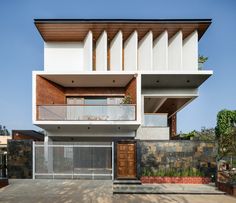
[198,55,208,70]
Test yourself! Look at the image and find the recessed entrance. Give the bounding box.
[117,142,136,179]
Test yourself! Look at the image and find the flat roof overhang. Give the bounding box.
[34,122,140,132]
[34,71,137,87]
[141,70,213,89]
[34,18,211,42]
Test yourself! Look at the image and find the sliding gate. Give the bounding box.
[33,142,113,180]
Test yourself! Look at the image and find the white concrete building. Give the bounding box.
[32,19,212,180]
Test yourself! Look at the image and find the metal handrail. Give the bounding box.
[37,104,136,106]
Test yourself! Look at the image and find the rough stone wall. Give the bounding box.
[137,141,217,179]
[7,140,32,179]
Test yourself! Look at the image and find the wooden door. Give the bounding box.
[117,143,136,179]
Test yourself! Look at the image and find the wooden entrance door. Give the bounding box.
[117,142,136,179]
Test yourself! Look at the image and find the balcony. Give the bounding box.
[37,104,136,121]
[143,113,168,127]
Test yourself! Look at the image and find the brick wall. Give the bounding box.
[65,87,125,97]
[125,77,136,104]
[36,76,65,105]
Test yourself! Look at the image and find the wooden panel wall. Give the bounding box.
[125,77,136,104]
[168,114,177,138]
[36,76,65,105]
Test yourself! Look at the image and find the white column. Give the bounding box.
[96,31,107,71]
[168,30,183,70]
[32,141,35,179]
[83,31,93,71]
[183,30,198,70]
[153,30,168,70]
[124,31,138,71]
[138,31,153,71]
[110,31,123,71]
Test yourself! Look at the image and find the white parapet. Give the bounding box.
[153,31,168,70]
[96,31,107,71]
[110,31,123,71]
[124,31,138,71]
[183,30,198,71]
[138,31,153,71]
[83,31,93,71]
[168,30,183,70]
[44,42,84,72]
[136,126,170,140]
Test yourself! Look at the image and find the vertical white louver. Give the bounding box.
[138,31,153,71]
[110,31,123,71]
[96,31,107,71]
[168,30,183,70]
[124,31,138,71]
[183,30,198,71]
[83,31,93,71]
[153,30,168,70]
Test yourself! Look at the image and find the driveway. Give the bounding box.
[0,179,235,203]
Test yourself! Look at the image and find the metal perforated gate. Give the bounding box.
[33,142,113,180]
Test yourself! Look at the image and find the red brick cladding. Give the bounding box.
[65,87,125,97]
[36,76,65,105]
[37,76,136,105]
[125,78,136,104]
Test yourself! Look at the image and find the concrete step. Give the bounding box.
[113,184,226,194]
[113,180,141,185]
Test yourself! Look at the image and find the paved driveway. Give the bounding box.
[0,180,236,203]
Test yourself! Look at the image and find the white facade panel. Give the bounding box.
[96,31,107,71]
[183,30,198,71]
[168,31,183,70]
[138,31,153,71]
[110,31,122,71]
[124,31,138,71]
[153,31,168,70]
[44,42,84,72]
[136,127,170,140]
[83,31,93,71]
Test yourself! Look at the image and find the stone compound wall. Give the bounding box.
[7,140,33,179]
[137,141,217,179]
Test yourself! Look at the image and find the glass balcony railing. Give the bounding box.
[37,105,136,121]
[143,113,168,127]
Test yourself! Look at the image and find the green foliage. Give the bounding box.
[179,127,215,141]
[215,109,236,138]
[121,94,132,104]
[198,55,208,64]
[215,110,236,158]
[142,167,204,177]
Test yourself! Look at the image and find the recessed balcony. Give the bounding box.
[37,104,136,121]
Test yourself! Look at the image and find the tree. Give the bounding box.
[0,125,10,135]
[215,110,236,158]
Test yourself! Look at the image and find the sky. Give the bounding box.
[0,0,235,133]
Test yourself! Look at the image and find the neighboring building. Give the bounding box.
[32,19,212,180]
[12,130,44,141]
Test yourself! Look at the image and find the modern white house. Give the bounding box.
[32,19,212,180]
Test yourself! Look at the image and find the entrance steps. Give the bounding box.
[113,179,141,185]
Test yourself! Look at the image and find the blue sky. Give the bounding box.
[0,0,235,133]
